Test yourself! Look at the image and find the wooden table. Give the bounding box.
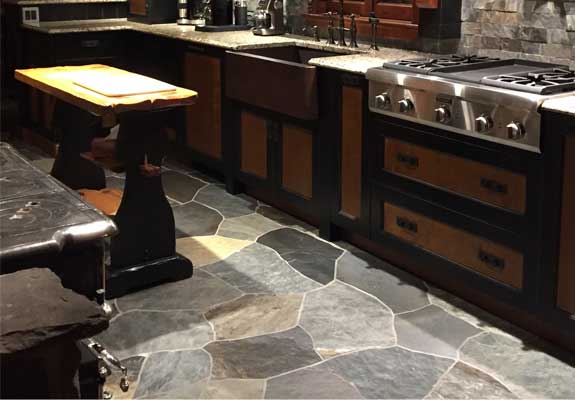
[15,64,198,298]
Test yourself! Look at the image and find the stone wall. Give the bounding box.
[460,0,575,68]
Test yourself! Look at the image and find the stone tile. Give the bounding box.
[103,355,146,400]
[96,310,212,359]
[460,332,575,399]
[205,294,303,340]
[205,327,321,379]
[195,185,257,218]
[117,270,243,313]
[257,228,343,284]
[201,379,265,399]
[31,158,54,174]
[336,248,429,313]
[205,243,321,294]
[176,236,251,268]
[106,175,125,190]
[265,365,362,399]
[427,286,529,340]
[323,347,453,399]
[395,305,482,358]
[173,201,223,237]
[426,362,517,399]
[257,204,317,233]
[300,282,395,355]
[161,170,206,203]
[134,349,211,399]
[218,213,282,241]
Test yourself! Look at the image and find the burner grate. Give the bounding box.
[483,68,575,94]
[384,55,500,72]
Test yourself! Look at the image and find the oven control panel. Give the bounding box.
[368,81,541,153]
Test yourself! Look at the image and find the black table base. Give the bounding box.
[51,103,194,299]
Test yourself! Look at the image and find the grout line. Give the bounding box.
[422,359,458,399]
[394,303,434,317]
[335,279,393,314]
[394,344,458,362]
[457,358,521,398]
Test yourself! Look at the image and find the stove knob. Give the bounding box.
[398,99,414,113]
[434,106,451,123]
[475,114,493,133]
[507,121,526,140]
[375,93,391,109]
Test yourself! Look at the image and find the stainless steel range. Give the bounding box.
[367,55,575,153]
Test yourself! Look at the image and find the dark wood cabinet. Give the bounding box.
[183,51,222,161]
[557,133,575,316]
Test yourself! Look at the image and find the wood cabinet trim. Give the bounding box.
[383,203,524,289]
[384,138,527,214]
[340,85,363,219]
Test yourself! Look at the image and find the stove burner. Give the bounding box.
[386,55,500,72]
[483,68,575,94]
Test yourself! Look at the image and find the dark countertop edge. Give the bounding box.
[4,0,126,5]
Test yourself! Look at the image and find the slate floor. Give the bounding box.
[10,140,575,400]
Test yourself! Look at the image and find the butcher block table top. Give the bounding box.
[15,64,198,123]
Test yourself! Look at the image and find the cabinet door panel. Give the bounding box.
[184,52,222,159]
[557,134,575,315]
[282,125,313,199]
[340,85,363,219]
[241,111,268,179]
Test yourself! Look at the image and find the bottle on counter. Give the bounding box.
[234,0,248,26]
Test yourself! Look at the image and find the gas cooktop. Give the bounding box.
[368,55,575,153]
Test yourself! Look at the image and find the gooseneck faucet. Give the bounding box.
[337,0,347,46]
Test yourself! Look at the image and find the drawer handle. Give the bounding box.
[478,249,505,270]
[396,216,418,233]
[81,40,101,48]
[480,178,508,194]
[397,153,419,168]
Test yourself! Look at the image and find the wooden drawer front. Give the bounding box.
[383,203,524,289]
[240,111,268,179]
[282,125,313,199]
[384,138,527,214]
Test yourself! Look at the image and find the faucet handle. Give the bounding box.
[312,25,320,41]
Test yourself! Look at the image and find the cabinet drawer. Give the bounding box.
[54,33,123,62]
[383,203,524,289]
[384,138,527,214]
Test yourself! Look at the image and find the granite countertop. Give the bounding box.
[4,0,125,5]
[23,18,130,34]
[20,19,431,73]
[541,95,575,117]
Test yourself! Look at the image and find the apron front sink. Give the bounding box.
[225,45,344,120]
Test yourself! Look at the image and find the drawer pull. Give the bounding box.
[81,40,101,48]
[478,249,505,270]
[397,153,419,168]
[480,178,508,194]
[396,216,418,233]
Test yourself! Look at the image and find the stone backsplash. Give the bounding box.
[460,0,575,67]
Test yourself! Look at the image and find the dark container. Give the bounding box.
[211,0,233,25]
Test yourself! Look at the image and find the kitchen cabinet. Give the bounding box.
[556,133,575,316]
[235,108,320,223]
[319,69,370,238]
[183,50,223,161]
